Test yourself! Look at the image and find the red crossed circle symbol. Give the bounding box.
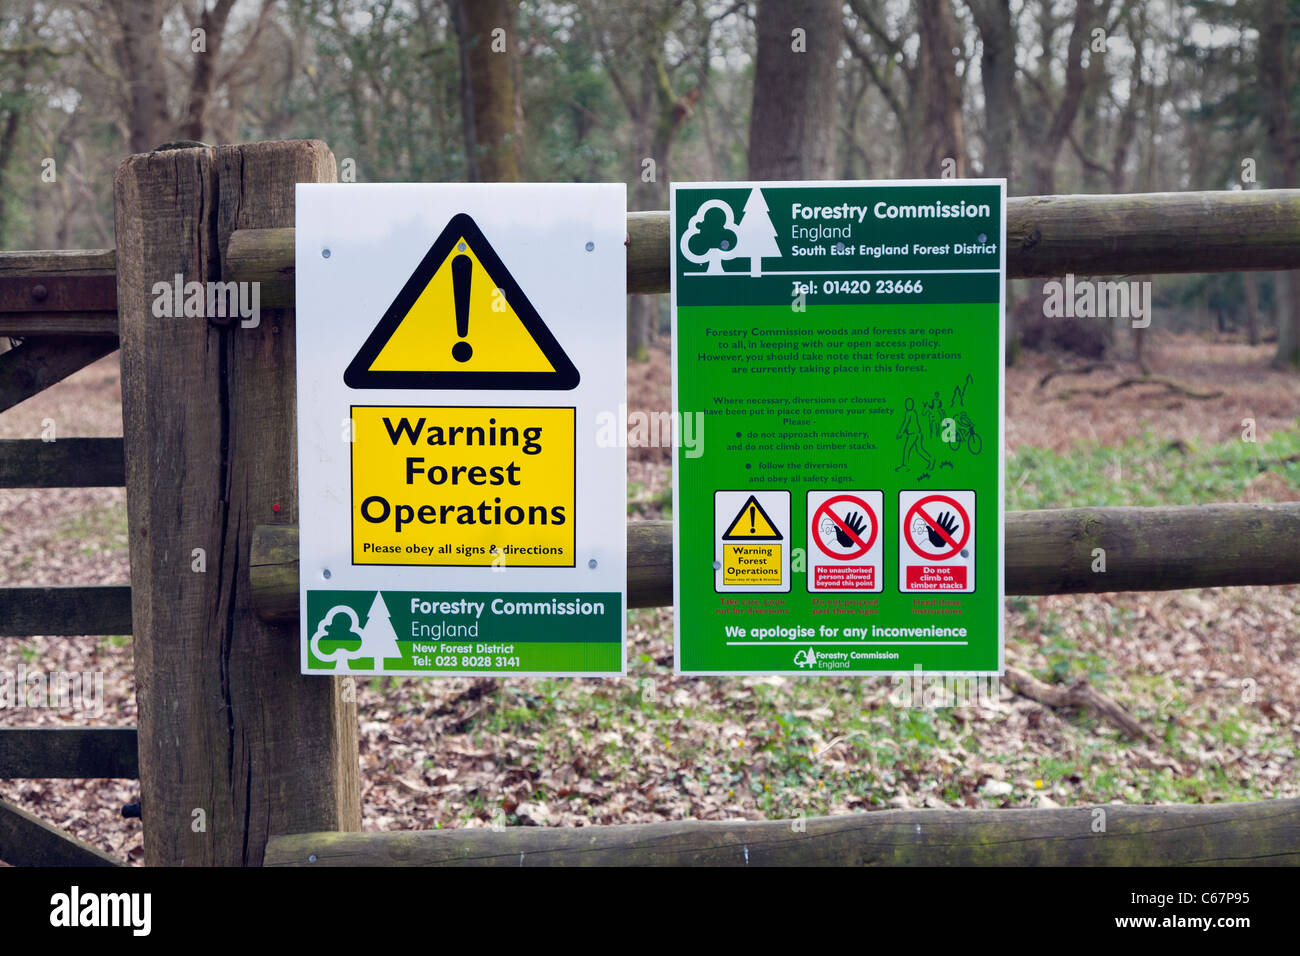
[904,494,970,561]
[812,495,878,560]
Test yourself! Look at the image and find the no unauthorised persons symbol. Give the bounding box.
[904,493,970,561]
[812,494,878,560]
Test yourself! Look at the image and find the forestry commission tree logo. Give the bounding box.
[680,187,782,276]
[310,591,403,670]
[794,648,818,668]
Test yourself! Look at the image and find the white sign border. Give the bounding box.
[295,183,629,678]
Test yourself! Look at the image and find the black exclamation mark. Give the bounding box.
[749,504,756,534]
[452,253,473,363]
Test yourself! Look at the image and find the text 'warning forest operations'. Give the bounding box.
[351,405,575,567]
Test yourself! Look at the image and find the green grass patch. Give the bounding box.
[55,499,129,555]
[1008,425,1300,510]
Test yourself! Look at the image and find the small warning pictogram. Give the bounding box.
[721,494,783,541]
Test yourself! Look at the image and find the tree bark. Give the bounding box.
[968,0,1015,179]
[109,0,171,153]
[0,109,21,243]
[747,0,842,180]
[1244,272,1260,346]
[1026,0,1102,195]
[453,0,521,182]
[182,0,237,141]
[915,0,967,176]
[627,296,656,360]
[1261,0,1300,367]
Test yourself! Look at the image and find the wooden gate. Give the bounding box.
[1,140,1298,866]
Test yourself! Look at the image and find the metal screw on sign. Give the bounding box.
[713,560,722,570]
[585,241,595,252]
[322,248,331,259]
[322,569,332,580]
[31,284,48,302]
[588,559,598,569]
[308,854,317,863]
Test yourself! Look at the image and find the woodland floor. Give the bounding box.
[1,331,1297,863]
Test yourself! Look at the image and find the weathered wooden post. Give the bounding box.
[113,140,360,865]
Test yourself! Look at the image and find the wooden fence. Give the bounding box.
[1,139,1299,866]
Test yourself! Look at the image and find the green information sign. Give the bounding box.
[671,180,1005,675]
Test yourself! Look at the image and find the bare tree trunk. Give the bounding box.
[0,109,21,243]
[1078,49,1107,192]
[966,0,1015,359]
[628,297,655,361]
[1261,0,1299,367]
[453,0,521,182]
[1014,0,1103,366]
[915,0,967,176]
[747,0,841,179]
[1244,272,1260,346]
[968,0,1014,179]
[182,0,237,141]
[1281,272,1300,366]
[110,0,171,153]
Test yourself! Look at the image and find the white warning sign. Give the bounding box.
[899,490,975,592]
[807,490,882,592]
[714,490,789,592]
[294,182,627,677]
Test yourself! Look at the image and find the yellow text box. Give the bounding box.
[351,405,574,567]
[723,544,782,586]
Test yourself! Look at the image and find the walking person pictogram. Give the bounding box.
[895,396,934,472]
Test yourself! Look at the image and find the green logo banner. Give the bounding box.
[305,589,622,674]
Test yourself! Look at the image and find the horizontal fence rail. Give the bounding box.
[224,189,1300,304]
[7,503,1290,637]
[0,586,133,636]
[0,728,138,779]
[3,190,1300,336]
[266,797,1300,866]
[0,438,125,487]
[0,247,118,337]
[248,503,1300,622]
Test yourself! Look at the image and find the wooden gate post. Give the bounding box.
[113,140,361,865]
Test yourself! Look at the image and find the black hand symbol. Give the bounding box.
[834,511,867,548]
[926,511,959,548]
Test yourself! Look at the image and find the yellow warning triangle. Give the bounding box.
[344,213,579,390]
[722,494,783,540]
